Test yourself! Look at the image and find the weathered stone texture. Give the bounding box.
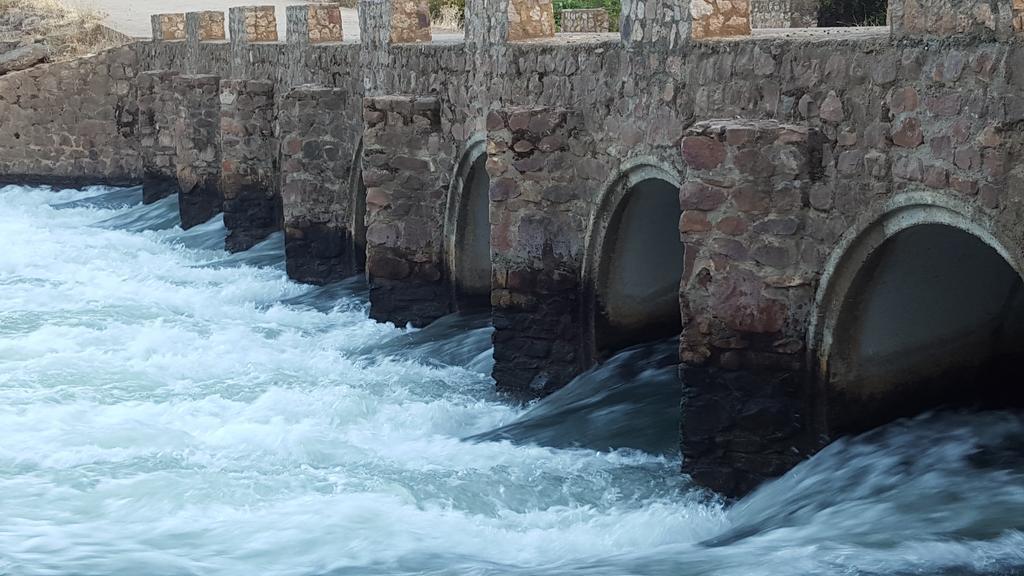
[559,9,609,33]
[187,11,227,42]
[889,0,1017,38]
[507,0,556,40]
[691,0,753,39]
[750,0,818,28]
[390,0,432,43]
[220,79,280,252]
[230,5,279,43]
[287,4,344,44]
[174,74,222,229]
[486,107,601,399]
[152,13,186,41]
[363,95,454,326]
[279,86,363,283]
[0,46,140,186]
[679,120,821,496]
[138,70,180,203]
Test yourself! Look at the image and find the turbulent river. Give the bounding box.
[1,184,1023,576]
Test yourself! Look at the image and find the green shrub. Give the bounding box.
[553,0,620,31]
[428,0,465,27]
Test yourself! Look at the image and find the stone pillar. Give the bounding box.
[620,0,750,47]
[486,107,591,399]
[151,13,186,41]
[174,74,223,230]
[889,0,1018,38]
[278,86,363,284]
[507,0,556,40]
[186,11,226,73]
[363,95,454,326]
[750,0,818,28]
[678,120,822,497]
[220,79,279,252]
[359,0,431,48]
[138,70,180,204]
[229,5,279,76]
[559,9,610,32]
[287,4,344,43]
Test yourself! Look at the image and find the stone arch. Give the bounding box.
[350,136,367,274]
[582,158,684,364]
[810,192,1024,437]
[443,135,491,310]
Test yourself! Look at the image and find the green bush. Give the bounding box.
[553,0,621,31]
[428,0,466,27]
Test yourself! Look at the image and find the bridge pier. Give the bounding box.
[137,70,181,204]
[173,74,223,229]
[279,86,364,284]
[219,79,279,252]
[363,95,454,326]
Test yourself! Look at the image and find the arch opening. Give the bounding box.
[593,177,683,357]
[824,223,1024,436]
[450,150,491,311]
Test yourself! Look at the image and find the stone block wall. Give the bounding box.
[287,4,344,44]
[279,86,363,284]
[486,107,599,398]
[750,0,818,28]
[390,0,432,43]
[0,46,140,186]
[220,79,279,252]
[889,0,1018,38]
[174,74,222,229]
[186,11,229,75]
[230,5,279,42]
[507,0,556,40]
[363,95,454,326]
[152,14,186,41]
[559,9,609,33]
[678,120,822,495]
[691,0,752,39]
[621,0,751,46]
[138,70,180,203]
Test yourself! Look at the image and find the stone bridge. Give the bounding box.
[1,0,1023,496]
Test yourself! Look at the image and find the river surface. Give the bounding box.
[1,184,1023,576]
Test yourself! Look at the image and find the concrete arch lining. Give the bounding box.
[581,157,683,364]
[443,135,489,309]
[808,191,1024,382]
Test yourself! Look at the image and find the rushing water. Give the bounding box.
[1,185,1023,576]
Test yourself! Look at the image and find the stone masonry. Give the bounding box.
[220,79,279,252]
[559,9,609,33]
[3,0,1024,497]
[152,14,186,41]
[507,0,556,40]
[287,4,345,44]
[174,74,222,229]
[486,107,597,398]
[363,95,454,326]
[751,0,819,28]
[390,0,432,43]
[138,70,181,203]
[279,86,363,284]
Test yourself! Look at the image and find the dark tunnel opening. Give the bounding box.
[825,223,1024,437]
[593,177,684,359]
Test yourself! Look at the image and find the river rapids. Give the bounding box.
[1,184,1023,576]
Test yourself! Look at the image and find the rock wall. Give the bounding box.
[750,0,819,28]
[137,69,180,203]
[278,85,364,284]
[363,95,455,326]
[0,46,140,186]
[174,74,222,229]
[220,79,279,252]
[559,9,610,33]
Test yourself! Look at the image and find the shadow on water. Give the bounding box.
[470,338,682,454]
[198,232,287,270]
[94,194,181,232]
